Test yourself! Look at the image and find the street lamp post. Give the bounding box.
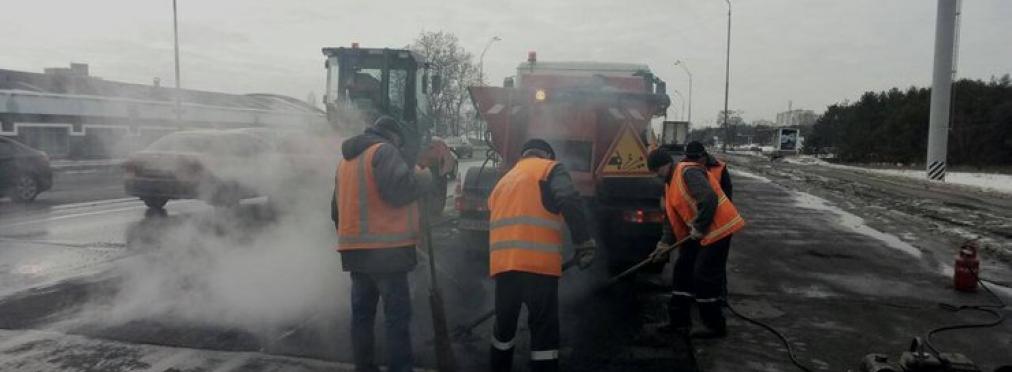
[674,60,692,125]
[479,36,501,86]
[172,0,182,123]
[671,88,686,121]
[722,0,732,152]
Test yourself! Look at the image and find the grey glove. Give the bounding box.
[689,226,705,241]
[649,241,673,263]
[575,239,597,270]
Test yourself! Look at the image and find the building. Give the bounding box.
[776,109,818,127]
[1,64,327,159]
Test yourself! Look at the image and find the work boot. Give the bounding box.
[658,294,692,334]
[694,301,727,339]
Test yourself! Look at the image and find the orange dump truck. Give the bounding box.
[458,52,671,271]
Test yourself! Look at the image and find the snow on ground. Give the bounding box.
[779,155,1012,195]
[737,168,924,258]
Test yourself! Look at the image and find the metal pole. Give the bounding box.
[672,89,686,121]
[479,36,501,86]
[927,0,958,181]
[722,0,732,152]
[173,0,182,123]
[675,61,693,126]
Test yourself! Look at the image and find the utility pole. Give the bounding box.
[173,0,182,124]
[722,0,732,152]
[926,0,959,181]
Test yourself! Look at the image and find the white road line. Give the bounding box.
[51,197,138,211]
[0,205,147,229]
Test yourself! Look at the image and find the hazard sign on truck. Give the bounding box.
[598,123,652,176]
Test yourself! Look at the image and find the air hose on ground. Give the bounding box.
[723,265,1008,372]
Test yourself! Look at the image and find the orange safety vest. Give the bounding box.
[335,143,419,251]
[665,162,744,246]
[488,158,565,277]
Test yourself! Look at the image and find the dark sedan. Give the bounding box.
[0,137,53,202]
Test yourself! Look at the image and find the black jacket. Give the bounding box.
[331,128,426,273]
[540,162,592,245]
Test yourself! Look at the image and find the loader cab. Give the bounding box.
[323,45,432,124]
[323,45,435,161]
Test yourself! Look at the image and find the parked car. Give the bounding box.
[0,137,53,202]
[123,130,274,209]
[444,136,474,159]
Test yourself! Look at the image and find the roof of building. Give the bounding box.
[0,67,322,114]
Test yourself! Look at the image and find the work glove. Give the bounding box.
[575,239,597,270]
[414,166,434,192]
[649,241,673,263]
[689,226,705,241]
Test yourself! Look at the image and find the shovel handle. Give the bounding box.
[607,236,692,285]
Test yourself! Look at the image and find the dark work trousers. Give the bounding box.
[350,272,413,372]
[490,271,560,372]
[669,235,732,331]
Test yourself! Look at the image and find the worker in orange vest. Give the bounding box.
[488,139,596,372]
[647,141,744,339]
[331,116,432,372]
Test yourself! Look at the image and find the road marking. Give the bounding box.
[51,197,138,211]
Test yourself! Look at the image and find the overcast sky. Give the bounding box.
[3,0,1010,127]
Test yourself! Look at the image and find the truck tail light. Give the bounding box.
[622,210,664,224]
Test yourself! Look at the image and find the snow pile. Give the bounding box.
[863,169,1012,194]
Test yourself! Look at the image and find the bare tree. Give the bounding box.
[409,31,480,137]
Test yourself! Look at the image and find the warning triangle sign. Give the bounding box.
[597,124,651,176]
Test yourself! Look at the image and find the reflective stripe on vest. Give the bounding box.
[336,143,419,250]
[488,158,565,277]
[665,162,745,246]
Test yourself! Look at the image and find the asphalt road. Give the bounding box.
[3,154,1008,371]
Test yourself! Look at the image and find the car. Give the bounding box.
[0,136,53,202]
[123,130,274,209]
[444,136,474,159]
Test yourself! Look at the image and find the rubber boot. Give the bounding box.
[658,294,692,334]
[693,301,727,339]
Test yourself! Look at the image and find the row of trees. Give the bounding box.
[408,31,487,139]
[807,75,1012,166]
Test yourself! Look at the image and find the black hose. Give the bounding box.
[724,300,819,372]
[924,264,1007,359]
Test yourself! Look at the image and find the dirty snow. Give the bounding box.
[779,155,1012,194]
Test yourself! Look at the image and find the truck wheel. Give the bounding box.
[143,197,168,209]
[12,173,40,202]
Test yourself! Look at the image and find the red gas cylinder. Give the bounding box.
[953,241,980,292]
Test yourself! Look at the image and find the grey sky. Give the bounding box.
[3,0,1010,127]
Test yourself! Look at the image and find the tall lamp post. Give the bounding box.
[479,36,501,86]
[722,0,732,152]
[671,88,686,121]
[172,0,182,123]
[674,60,692,125]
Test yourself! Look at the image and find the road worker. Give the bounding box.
[487,138,597,372]
[331,116,432,372]
[647,141,744,339]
